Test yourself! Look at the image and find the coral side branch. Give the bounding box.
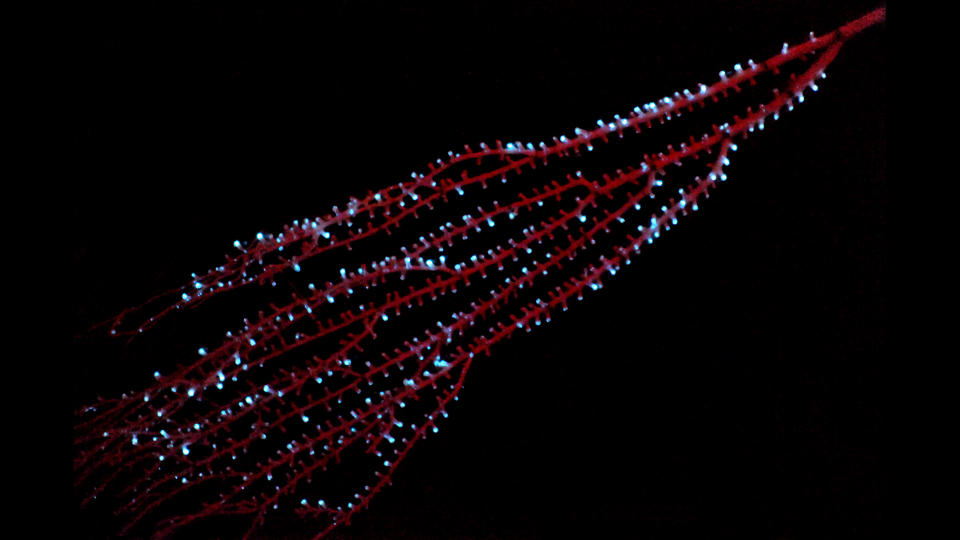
[90,8,884,340]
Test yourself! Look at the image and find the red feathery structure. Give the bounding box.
[74,7,885,538]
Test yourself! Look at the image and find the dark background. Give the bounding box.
[69,1,886,538]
